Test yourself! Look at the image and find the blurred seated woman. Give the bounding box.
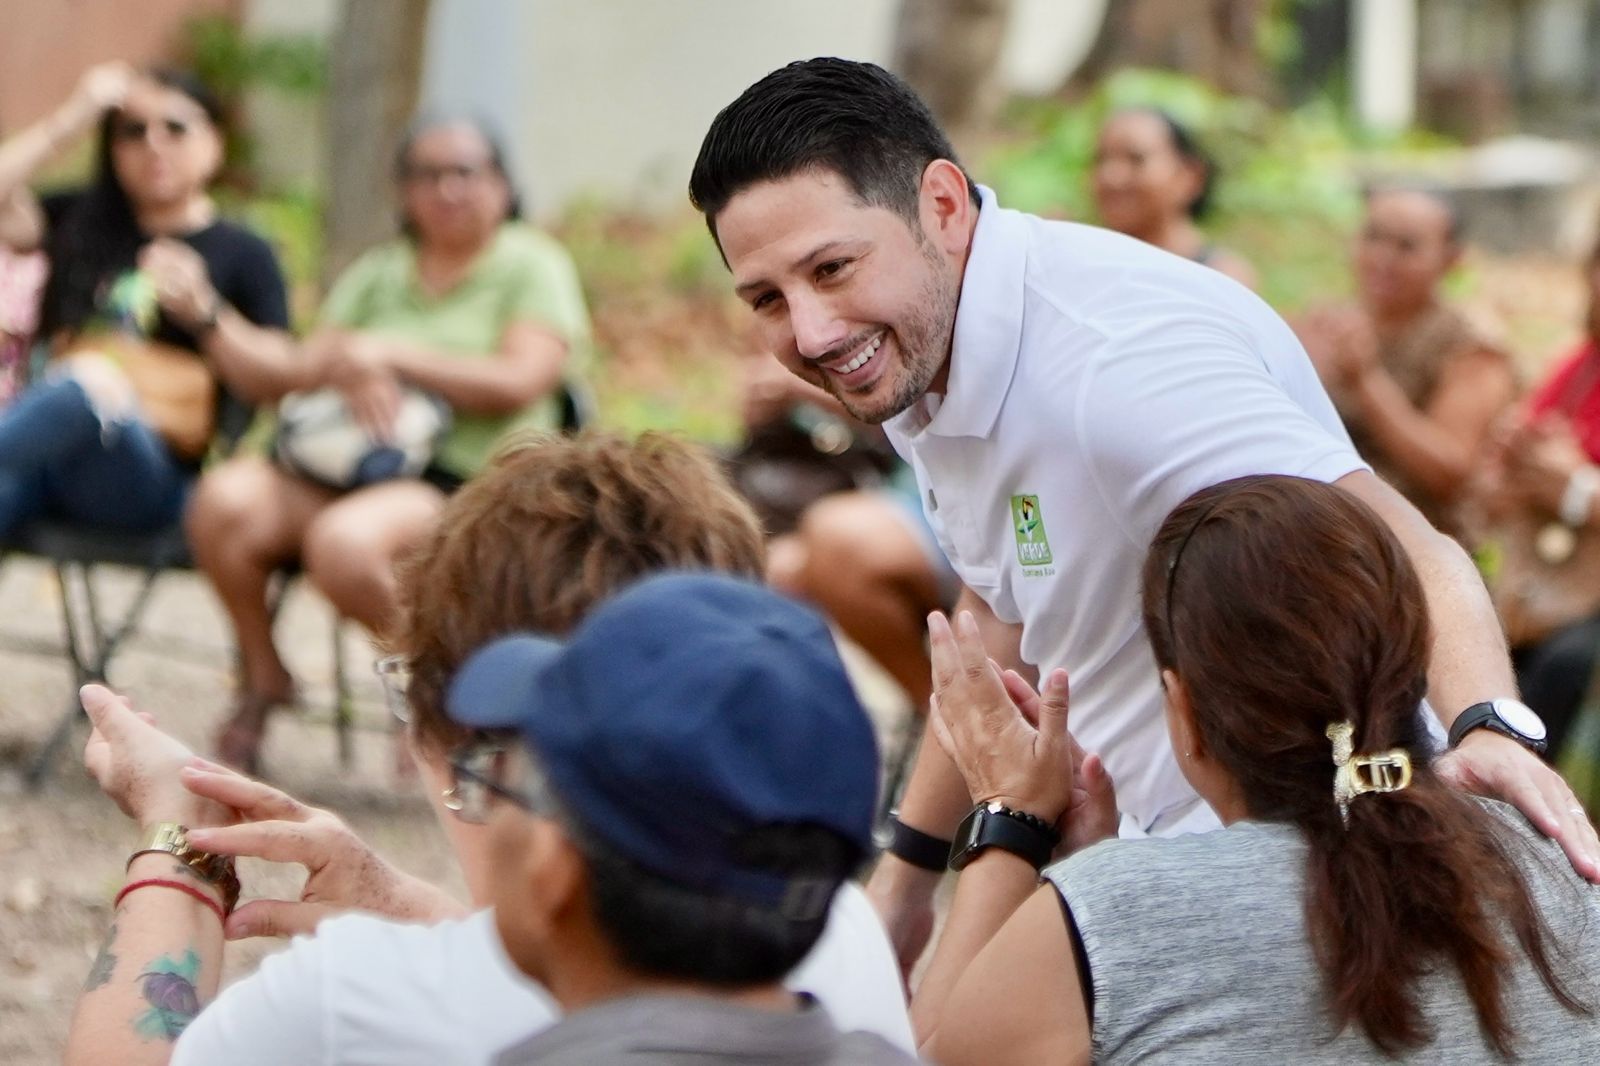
[1090,108,1256,287]
[1297,189,1516,536]
[0,63,294,537]
[915,475,1598,1064]
[186,114,590,771]
[1473,228,1600,760]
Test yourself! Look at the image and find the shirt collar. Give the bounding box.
[891,185,1027,440]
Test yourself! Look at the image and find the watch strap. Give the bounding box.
[885,813,953,872]
[1448,701,1547,754]
[949,802,1061,873]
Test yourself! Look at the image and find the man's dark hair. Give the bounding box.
[578,822,860,985]
[689,57,980,245]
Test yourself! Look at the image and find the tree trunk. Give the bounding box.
[891,0,1014,156]
[321,0,432,289]
[1065,0,1271,100]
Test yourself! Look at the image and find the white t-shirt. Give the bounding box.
[884,188,1368,837]
[171,883,912,1066]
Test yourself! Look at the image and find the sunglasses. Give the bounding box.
[113,116,194,144]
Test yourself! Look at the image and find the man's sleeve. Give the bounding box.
[170,938,328,1066]
[1075,314,1369,547]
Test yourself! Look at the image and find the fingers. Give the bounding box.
[184,819,329,868]
[1001,669,1043,725]
[927,611,958,693]
[225,898,335,941]
[179,764,308,822]
[1034,668,1070,741]
[953,611,993,683]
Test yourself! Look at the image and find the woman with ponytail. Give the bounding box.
[914,474,1597,1064]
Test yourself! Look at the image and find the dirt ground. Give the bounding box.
[0,553,912,1065]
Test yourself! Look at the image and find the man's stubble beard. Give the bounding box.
[837,244,960,426]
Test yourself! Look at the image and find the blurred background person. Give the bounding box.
[1474,226,1600,763]
[1090,107,1256,287]
[1296,188,1516,535]
[185,114,591,773]
[0,62,294,538]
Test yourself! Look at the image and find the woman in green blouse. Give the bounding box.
[188,115,591,771]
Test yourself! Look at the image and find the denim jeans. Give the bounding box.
[0,376,191,537]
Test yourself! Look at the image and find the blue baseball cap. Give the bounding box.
[445,571,879,910]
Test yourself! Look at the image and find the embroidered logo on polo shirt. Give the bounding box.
[1010,494,1052,566]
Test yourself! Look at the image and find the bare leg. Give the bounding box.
[300,479,447,640]
[777,492,944,710]
[186,458,333,766]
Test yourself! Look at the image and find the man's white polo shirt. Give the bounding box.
[885,188,1367,835]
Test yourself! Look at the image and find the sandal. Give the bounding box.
[214,689,296,776]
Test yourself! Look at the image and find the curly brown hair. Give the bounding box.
[394,430,766,752]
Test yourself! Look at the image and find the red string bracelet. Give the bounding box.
[114,877,227,925]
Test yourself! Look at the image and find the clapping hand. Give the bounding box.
[927,611,1117,855]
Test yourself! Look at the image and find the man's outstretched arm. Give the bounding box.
[1337,468,1600,881]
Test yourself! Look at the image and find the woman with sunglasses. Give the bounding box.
[185,113,591,773]
[0,63,298,538]
[914,475,1598,1064]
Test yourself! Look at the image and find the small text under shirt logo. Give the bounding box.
[1010,494,1053,567]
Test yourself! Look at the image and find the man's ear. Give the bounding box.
[918,159,977,257]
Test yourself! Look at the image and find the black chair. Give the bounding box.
[2,519,353,789]
[8,378,594,787]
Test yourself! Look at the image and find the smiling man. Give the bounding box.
[689,57,1600,975]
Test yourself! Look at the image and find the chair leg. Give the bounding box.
[332,615,354,769]
[26,560,166,789]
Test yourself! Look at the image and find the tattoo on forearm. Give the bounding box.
[134,949,201,1040]
[82,921,118,993]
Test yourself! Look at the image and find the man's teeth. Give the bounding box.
[837,335,882,374]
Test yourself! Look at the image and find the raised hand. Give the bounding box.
[180,762,466,939]
[927,610,1074,822]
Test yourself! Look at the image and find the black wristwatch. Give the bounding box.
[1448,698,1548,754]
[883,812,953,872]
[948,801,1060,872]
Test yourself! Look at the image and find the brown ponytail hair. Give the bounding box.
[1140,475,1590,1056]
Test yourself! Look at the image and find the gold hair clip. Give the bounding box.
[1326,721,1413,826]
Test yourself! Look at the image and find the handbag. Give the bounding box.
[274,387,451,491]
[56,336,216,461]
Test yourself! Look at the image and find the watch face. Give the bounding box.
[1492,698,1548,742]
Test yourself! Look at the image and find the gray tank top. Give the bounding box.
[1044,800,1600,1064]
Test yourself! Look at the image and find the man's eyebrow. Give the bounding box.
[734,239,861,298]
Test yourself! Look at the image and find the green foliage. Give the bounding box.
[184,15,326,98]
[981,68,1463,312]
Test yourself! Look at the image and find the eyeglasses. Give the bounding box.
[113,117,193,145]
[444,742,558,825]
[374,654,413,725]
[400,162,493,188]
